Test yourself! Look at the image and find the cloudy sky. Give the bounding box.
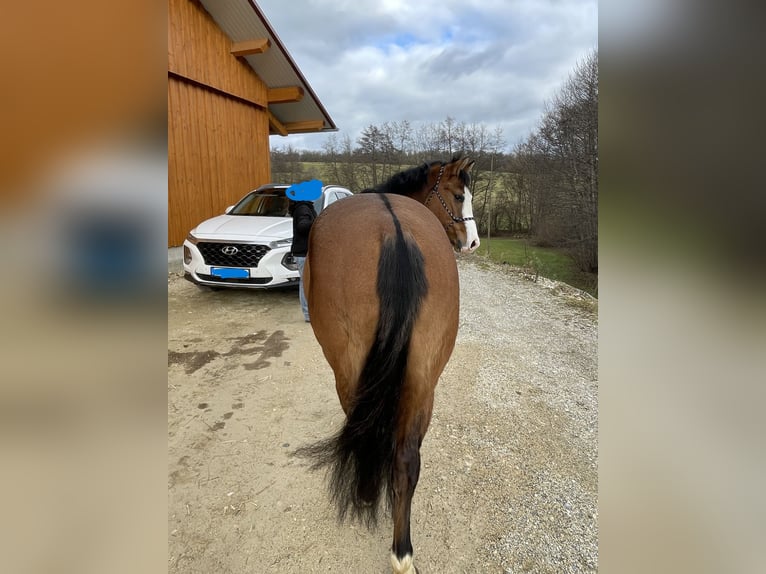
[256,0,597,152]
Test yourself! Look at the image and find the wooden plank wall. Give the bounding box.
[168,78,270,246]
[168,0,272,246]
[168,0,268,107]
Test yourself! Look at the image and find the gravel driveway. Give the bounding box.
[168,257,598,573]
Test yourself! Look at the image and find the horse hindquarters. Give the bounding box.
[302,197,428,529]
[304,194,459,573]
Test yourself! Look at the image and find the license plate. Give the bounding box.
[211,267,249,279]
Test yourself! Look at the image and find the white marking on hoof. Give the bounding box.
[390,552,416,574]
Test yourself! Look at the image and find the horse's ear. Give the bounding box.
[459,157,475,172]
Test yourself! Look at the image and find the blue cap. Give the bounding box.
[286,179,323,201]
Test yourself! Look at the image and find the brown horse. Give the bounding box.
[298,156,477,573]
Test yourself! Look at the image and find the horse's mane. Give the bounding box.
[360,163,433,195]
[361,154,469,195]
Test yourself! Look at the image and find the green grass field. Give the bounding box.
[476,237,598,297]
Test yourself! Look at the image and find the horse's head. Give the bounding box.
[424,157,480,253]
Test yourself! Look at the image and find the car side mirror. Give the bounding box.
[224,205,234,214]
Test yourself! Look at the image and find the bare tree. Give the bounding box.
[384,120,413,172]
[412,122,441,161]
[322,134,342,185]
[438,116,458,156]
[437,120,507,235]
[271,144,307,183]
[339,134,360,191]
[357,125,386,187]
[513,50,598,272]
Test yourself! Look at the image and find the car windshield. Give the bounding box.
[230,191,291,217]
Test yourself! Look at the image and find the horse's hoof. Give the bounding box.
[390,553,417,574]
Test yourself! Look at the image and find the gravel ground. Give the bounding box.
[449,259,598,573]
[168,256,598,573]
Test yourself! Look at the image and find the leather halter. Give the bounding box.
[423,165,475,228]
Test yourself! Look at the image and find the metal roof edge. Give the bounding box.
[246,0,337,131]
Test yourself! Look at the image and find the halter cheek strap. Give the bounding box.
[424,165,475,228]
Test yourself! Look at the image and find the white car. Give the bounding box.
[183,183,352,289]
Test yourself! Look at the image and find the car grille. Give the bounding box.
[197,242,270,267]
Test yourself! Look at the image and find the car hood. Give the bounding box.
[191,215,292,242]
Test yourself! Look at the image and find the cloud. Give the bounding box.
[258,0,597,151]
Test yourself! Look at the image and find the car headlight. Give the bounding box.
[186,232,198,245]
[269,238,293,249]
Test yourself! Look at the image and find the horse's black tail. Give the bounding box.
[297,196,428,528]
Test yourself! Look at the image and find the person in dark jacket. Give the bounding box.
[286,180,322,322]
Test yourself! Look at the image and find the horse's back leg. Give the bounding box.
[388,244,457,573]
[390,379,435,574]
[391,432,420,574]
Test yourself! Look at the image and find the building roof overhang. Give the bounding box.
[198,0,338,136]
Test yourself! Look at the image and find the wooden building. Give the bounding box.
[168,0,337,246]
